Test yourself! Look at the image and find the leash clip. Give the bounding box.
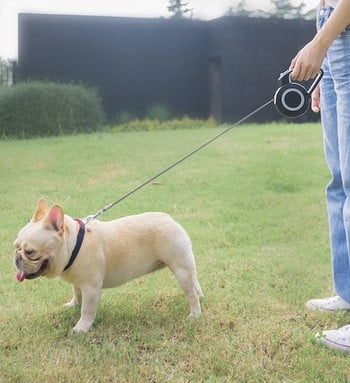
[82,214,97,225]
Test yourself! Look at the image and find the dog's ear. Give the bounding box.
[32,197,49,222]
[45,205,65,234]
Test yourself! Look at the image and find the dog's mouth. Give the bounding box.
[16,260,49,282]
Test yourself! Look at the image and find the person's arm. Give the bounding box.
[290,0,350,81]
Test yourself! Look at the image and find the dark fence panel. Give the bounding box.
[18,14,209,120]
[208,16,317,123]
[18,14,317,123]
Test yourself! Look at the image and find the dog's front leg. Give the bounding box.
[64,285,81,307]
[73,285,102,333]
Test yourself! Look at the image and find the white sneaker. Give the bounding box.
[305,295,350,312]
[316,326,350,352]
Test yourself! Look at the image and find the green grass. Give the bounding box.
[1,122,350,382]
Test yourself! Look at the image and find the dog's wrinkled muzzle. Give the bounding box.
[15,258,49,282]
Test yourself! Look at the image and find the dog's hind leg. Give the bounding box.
[195,278,204,300]
[172,266,202,318]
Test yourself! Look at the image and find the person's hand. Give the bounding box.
[289,39,327,81]
[311,84,321,113]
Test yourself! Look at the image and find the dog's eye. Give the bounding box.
[24,250,40,262]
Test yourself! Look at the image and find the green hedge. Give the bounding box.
[110,116,218,133]
[0,81,104,138]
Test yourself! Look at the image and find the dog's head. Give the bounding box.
[14,198,66,282]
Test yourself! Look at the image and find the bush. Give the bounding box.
[0,81,104,138]
[114,111,135,125]
[109,116,217,133]
[146,103,172,121]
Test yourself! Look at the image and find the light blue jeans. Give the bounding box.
[319,7,350,303]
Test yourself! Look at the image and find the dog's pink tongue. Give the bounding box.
[16,270,26,282]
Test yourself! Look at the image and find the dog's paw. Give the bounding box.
[189,311,201,319]
[73,319,93,333]
[64,298,80,307]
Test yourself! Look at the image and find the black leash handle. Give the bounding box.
[83,98,273,224]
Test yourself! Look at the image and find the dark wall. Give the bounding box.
[207,16,317,122]
[18,14,209,119]
[18,13,318,123]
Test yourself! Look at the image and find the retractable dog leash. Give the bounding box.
[274,68,323,118]
[83,68,323,224]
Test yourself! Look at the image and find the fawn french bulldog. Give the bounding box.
[14,198,203,332]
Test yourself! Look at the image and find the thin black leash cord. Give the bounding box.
[83,98,274,224]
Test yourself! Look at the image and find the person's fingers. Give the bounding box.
[311,85,321,113]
